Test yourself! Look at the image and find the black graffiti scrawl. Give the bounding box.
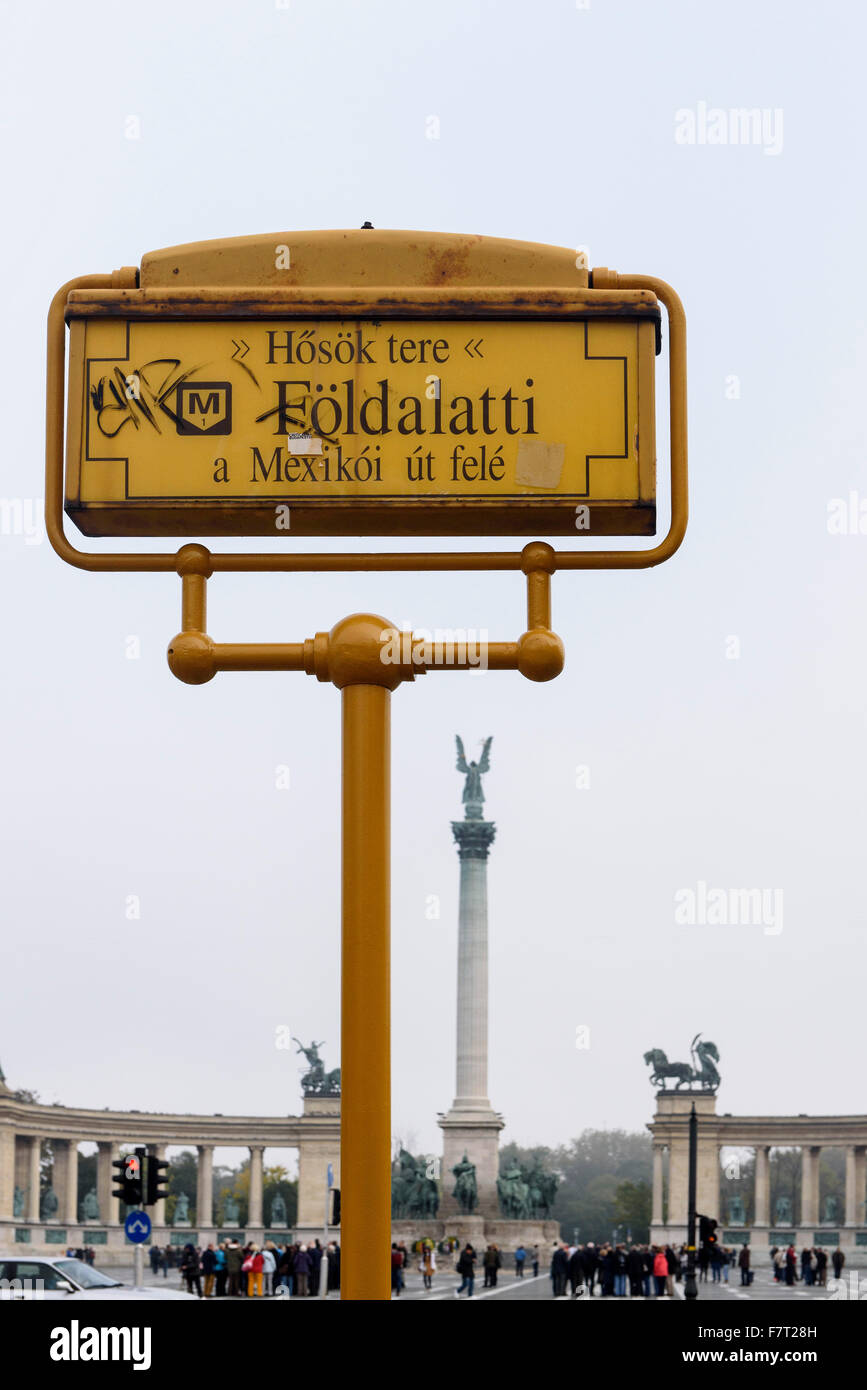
[89,359,205,437]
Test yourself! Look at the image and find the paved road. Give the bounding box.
[400,1271,845,1303]
[111,1264,847,1302]
[686,1273,841,1302]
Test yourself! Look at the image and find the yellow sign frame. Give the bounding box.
[46,230,687,574]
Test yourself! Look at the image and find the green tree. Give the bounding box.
[719,1150,756,1225]
[769,1148,801,1226]
[76,1151,97,1213]
[818,1150,845,1221]
[500,1129,652,1242]
[213,1162,237,1222]
[614,1179,651,1243]
[166,1149,199,1225]
[263,1165,298,1228]
[40,1139,55,1192]
[219,1159,250,1227]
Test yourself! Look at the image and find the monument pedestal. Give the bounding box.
[296,1094,340,1228]
[650,1089,719,1245]
[438,1107,504,1218]
[391,1216,560,1260]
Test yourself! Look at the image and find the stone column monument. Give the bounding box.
[438,736,504,1217]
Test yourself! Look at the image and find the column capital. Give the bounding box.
[451,819,496,860]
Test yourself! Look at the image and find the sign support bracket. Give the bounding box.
[165,542,563,1300]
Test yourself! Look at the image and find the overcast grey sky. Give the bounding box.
[1,0,865,1162]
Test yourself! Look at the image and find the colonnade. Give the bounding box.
[651,1139,867,1228]
[0,1079,340,1257]
[1,1136,275,1228]
[648,1092,867,1247]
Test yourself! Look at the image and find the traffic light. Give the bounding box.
[331,1188,341,1225]
[146,1154,170,1206]
[699,1214,718,1249]
[112,1151,143,1205]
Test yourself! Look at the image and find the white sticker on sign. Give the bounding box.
[287,434,323,456]
[515,440,565,489]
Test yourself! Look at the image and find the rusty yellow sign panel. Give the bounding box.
[65,314,657,537]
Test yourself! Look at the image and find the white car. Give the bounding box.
[0,1255,196,1301]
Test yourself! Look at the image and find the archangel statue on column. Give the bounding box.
[455,736,492,819]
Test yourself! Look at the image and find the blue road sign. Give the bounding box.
[124,1209,152,1243]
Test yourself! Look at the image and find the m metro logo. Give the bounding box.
[176,381,232,435]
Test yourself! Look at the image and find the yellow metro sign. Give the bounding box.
[46,231,686,1303]
[61,230,661,538]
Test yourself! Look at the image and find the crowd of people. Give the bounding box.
[146,1234,850,1300]
[448,1238,850,1298]
[148,1239,340,1297]
[546,1242,684,1298]
[770,1244,844,1286]
[63,1247,96,1265]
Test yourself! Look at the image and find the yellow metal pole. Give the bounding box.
[341,679,392,1301]
[167,597,563,1303]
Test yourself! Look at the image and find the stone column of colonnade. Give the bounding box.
[196,1144,214,1228]
[709,1144,721,1222]
[754,1145,770,1226]
[845,1145,866,1226]
[27,1136,41,1222]
[55,1138,79,1225]
[96,1141,119,1225]
[148,1144,168,1226]
[800,1145,820,1227]
[248,1145,265,1227]
[0,1128,14,1220]
[651,1144,665,1226]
